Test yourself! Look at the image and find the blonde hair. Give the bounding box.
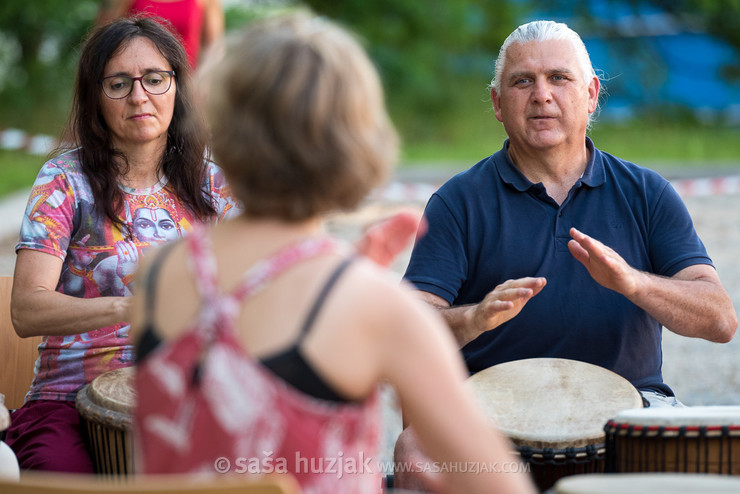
[206,12,398,221]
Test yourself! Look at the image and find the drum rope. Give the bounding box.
[725,425,732,474]
[680,426,689,472]
[659,425,667,472]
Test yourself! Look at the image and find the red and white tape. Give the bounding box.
[3,128,738,201]
[369,181,440,203]
[671,175,740,198]
[0,128,57,156]
[373,175,740,203]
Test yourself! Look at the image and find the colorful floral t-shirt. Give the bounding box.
[16,149,240,402]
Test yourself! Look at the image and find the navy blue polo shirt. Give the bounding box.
[403,138,711,394]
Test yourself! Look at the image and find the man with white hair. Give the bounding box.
[392,18,737,490]
[404,18,735,405]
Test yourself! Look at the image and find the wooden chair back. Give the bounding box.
[0,472,301,494]
[0,276,43,410]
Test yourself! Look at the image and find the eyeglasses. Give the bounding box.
[100,70,176,99]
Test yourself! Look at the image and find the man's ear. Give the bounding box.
[491,86,503,123]
[587,76,600,114]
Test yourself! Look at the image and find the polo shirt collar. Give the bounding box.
[496,137,606,191]
[580,137,605,187]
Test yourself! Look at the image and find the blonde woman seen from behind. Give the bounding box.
[129,13,536,494]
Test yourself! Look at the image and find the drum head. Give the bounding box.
[467,358,643,449]
[88,367,135,413]
[555,473,740,494]
[76,367,135,430]
[613,406,740,427]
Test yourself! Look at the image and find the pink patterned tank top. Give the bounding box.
[133,227,381,493]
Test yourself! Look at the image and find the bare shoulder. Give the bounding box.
[297,256,460,400]
[341,259,428,309]
[335,258,448,339]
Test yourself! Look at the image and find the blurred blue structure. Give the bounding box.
[525,1,740,124]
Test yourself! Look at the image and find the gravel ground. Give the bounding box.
[2,168,739,467]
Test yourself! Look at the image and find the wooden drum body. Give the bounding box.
[605,406,740,475]
[76,367,136,476]
[467,358,643,492]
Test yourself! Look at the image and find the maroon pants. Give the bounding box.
[4,400,94,473]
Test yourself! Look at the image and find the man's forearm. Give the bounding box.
[414,279,546,348]
[430,303,480,348]
[628,270,737,343]
[413,291,480,347]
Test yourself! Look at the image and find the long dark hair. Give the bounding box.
[62,16,215,228]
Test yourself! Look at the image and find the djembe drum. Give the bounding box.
[76,367,136,476]
[604,406,740,475]
[467,358,643,492]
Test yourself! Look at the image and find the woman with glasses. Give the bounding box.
[4,16,238,473]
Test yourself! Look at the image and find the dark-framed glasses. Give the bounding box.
[100,70,176,99]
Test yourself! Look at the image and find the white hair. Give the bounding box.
[490,20,603,126]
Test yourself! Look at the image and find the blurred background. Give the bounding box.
[0,0,739,197]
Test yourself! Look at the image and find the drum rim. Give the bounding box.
[611,406,740,427]
[76,383,132,430]
[516,443,606,460]
[75,380,133,431]
[508,431,606,450]
[605,419,740,438]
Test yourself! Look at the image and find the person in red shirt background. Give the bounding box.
[98,0,224,69]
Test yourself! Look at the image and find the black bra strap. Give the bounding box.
[295,256,355,344]
[143,241,179,329]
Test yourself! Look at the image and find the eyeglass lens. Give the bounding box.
[102,71,174,99]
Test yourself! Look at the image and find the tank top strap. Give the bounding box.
[229,236,342,305]
[142,239,180,334]
[184,226,220,302]
[295,256,356,344]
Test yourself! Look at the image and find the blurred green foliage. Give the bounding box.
[304,1,524,124]
[0,1,96,135]
[0,0,737,160]
[0,149,43,196]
